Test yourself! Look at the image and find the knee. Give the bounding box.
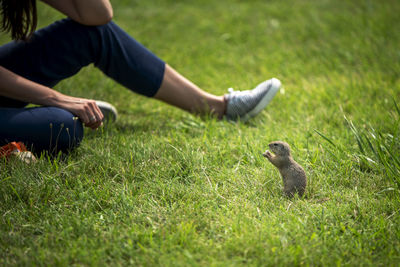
[0,106,84,156]
[91,21,118,40]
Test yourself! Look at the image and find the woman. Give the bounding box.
[0,0,281,154]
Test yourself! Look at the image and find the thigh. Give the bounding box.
[0,107,84,154]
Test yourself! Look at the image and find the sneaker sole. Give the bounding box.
[96,100,118,122]
[241,78,281,122]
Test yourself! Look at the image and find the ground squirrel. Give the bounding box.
[263,141,307,198]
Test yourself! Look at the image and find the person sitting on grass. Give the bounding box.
[0,0,281,155]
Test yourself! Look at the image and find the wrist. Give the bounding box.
[43,90,68,108]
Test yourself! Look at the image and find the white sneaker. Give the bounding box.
[96,100,118,122]
[224,78,281,122]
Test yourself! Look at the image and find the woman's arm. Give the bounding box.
[40,0,113,26]
[0,66,104,129]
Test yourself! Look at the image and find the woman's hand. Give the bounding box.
[56,96,104,130]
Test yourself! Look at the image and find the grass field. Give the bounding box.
[1,0,400,265]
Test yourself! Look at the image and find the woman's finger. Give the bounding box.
[85,113,100,129]
[92,102,104,122]
[85,103,103,129]
[79,109,91,125]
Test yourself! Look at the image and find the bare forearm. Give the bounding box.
[41,0,113,25]
[0,66,65,106]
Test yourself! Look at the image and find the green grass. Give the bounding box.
[1,0,400,265]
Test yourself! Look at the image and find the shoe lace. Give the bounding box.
[228,87,251,97]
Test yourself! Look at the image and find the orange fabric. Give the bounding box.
[0,142,27,158]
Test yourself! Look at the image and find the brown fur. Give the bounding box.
[263,141,307,198]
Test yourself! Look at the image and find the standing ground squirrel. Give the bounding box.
[263,141,307,198]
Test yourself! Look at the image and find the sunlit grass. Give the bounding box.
[1,0,400,265]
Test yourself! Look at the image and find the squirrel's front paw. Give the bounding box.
[262,150,272,158]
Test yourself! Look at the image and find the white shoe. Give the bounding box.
[224,78,281,122]
[96,100,118,122]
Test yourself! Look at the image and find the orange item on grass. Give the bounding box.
[0,141,37,163]
[0,141,27,158]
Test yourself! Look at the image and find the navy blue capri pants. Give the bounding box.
[0,19,165,154]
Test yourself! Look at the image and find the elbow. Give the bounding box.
[99,9,113,25]
[77,8,113,26]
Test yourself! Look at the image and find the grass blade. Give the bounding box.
[394,98,400,117]
[314,129,337,148]
[344,115,366,154]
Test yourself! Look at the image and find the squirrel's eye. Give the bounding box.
[273,144,278,146]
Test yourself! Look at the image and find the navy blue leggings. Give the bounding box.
[0,19,165,154]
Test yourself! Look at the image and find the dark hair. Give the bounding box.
[0,0,37,40]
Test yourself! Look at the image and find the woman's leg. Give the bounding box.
[0,107,84,154]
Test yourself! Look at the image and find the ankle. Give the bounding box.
[214,96,226,119]
[222,95,227,116]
